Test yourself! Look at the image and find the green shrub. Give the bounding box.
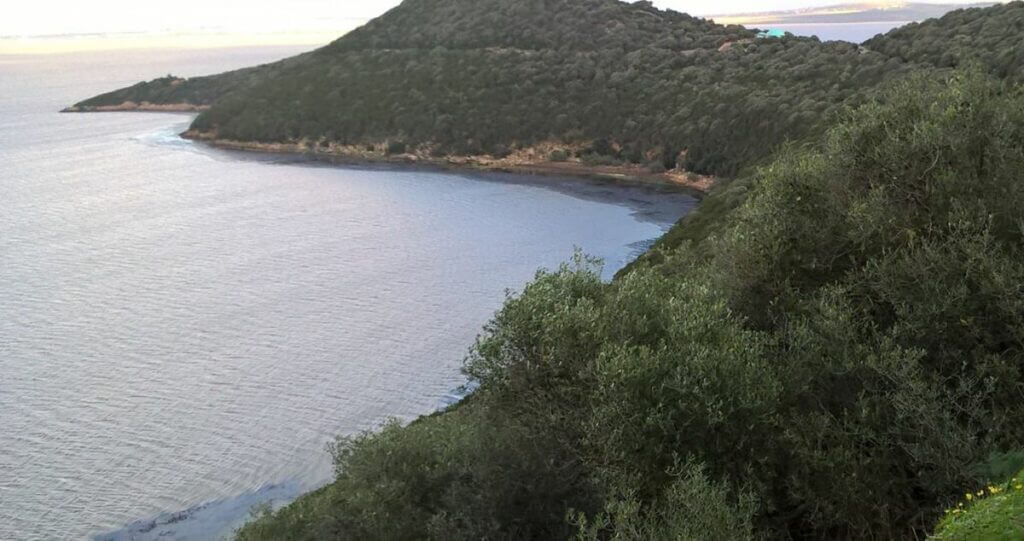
[386,140,407,155]
[587,138,614,157]
[549,149,569,162]
[489,143,513,159]
[585,269,780,497]
[696,69,1024,535]
[580,153,621,166]
[645,160,666,174]
[236,405,599,541]
[972,451,1024,485]
[575,463,758,541]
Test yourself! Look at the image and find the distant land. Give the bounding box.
[712,1,998,25]
[712,1,1000,41]
[0,32,338,55]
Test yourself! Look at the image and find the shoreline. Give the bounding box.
[183,131,714,196]
[94,480,307,541]
[95,384,479,541]
[59,104,712,196]
[62,102,210,113]
[57,110,702,540]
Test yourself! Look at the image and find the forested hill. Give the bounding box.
[186,0,896,178]
[865,1,1024,79]
[70,0,1022,178]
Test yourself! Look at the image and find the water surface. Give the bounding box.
[769,21,911,42]
[0,48,696,539]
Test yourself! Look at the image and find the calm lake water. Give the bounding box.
[0,47,696,540]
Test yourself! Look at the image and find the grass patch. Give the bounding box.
[932,469,1024,540]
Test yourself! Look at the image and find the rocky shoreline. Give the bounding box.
[94,481,306,541]
[59,105,713,193]
[182,130,714,194]
[62,101,210,113]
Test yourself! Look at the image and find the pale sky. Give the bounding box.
[0,0,974,53]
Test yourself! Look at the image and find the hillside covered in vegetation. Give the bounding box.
[71,1,1023,179]
[65,1,860,176]
[864,1,1024,80]
[236,68,1024,540]
[71,1,1024,539]
[73,1,1024,178]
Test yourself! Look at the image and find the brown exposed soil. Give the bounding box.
[62,102,210,113]
[181,131,714,194]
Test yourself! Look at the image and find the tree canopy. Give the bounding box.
[74,1,1024,178]
[236,67,1024,541]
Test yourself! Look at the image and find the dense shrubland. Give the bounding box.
[75,1,1024,178]
[70,0,897,177]
[864,2,1024,80]
[187,0,903,178]
[237,69,1024,540]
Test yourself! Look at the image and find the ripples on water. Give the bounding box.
[0,48,696,540]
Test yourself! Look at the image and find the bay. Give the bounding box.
[0,47,696,539]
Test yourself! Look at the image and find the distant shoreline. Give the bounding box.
[62,102,210,113]
[59,104,708,195]
[60,105,712,195]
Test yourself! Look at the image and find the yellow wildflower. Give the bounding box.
[966,493,973,501]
